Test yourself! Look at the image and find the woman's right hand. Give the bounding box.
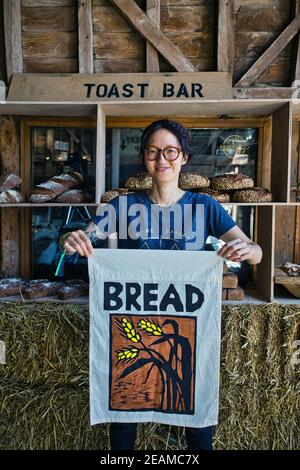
[63,230,94,257]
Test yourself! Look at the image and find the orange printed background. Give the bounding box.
[109,314,197,414]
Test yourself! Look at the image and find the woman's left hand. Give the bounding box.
[217,238,256,262]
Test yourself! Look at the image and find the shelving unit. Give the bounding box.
[0,98,299,303]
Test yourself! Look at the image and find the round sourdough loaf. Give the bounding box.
[210,173,254,190]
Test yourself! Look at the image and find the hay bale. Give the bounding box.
[0,302,89,386]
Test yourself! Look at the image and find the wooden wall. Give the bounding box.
[15,0,295,86]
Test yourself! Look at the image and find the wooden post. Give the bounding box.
[96,104,106,204]
[217,0,235,79]
[78,0,93,73]
[293,0,300,89]
[3,0,23,83]
[0,116,20,277]
[146,0,160,73]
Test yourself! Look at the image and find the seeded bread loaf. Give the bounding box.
[210,174,254,191]
[125,173,152,190]
[178,173,210,189]
[57,280,89,300]
[231,187,272,203]
[193,188,230,202]
[0,278,27,297]
[101,188,134,203]
[23,280,61,299]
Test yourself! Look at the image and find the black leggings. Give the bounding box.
[110,422,213,451]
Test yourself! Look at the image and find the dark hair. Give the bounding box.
[139,119,192,163]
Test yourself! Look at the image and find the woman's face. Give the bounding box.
[144,129,188,185]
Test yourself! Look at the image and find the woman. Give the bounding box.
[62,119,262,450]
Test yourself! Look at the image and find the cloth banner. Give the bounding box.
[89,249,223,427]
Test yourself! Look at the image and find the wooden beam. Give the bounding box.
[233,87,298,99]
[235,15,300,88]
[3,0,23,83]
[217,0,235,77]
[293,0,300,84]
[108,0,197,72]
[78,0,93,73]
[146,0,160,72]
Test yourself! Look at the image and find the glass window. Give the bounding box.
[106,127,258,188]
[31,126,96,199]
[31,206,107,281]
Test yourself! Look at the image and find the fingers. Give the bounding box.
[217,239,253,261]
[63,230,94,257]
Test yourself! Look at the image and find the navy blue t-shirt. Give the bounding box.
[91,191,236,251]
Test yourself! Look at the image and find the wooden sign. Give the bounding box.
[8,73,232,102]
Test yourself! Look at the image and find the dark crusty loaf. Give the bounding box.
[0,278,27,297]
[125,173,152,190]
[231,187,273,203]
[101,188,134,203]
[222,273,238,289]
[0,173,22,191]
[178,173,210,189]
[210,174,254,191]
[0,189,24,203]
[23,280,61,299]
[192,188,230,202]
[57,280,88,300]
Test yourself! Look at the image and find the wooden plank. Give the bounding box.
[108,0,197,72]
[293,0,300,83]
[235,4,291,32]
[22,0,73,5]
[93,32,144,59]
[96,104,106,204]
[93,6,134,32]
[3,0,23,83]
[233,87,297,99]
[255,205,274,302]
[23,57,78,73]
[290,121,299,203]
[272,102,292,202]
[275,206,296,267]
[0,208,21,277]
[22,32,77,58]
[0,116,20,277]
[235,31,293,58]
[22,6,76,31]
[78,0,93,73]
[235,16,300,87]
[234,56,291,88]
[295,206,300,263]
[218,0,235,76]
[160,4,214,33]
[166,32,213,59]
[260,116,272,190]
[146,0,160,72]
[94,58,144,72]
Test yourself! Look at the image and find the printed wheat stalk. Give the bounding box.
[138,319,163,336]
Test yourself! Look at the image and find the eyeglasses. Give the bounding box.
[144,145,182,161]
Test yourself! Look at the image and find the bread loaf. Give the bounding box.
[231,187,273,203]
[222,273,238,289]
[193,188,230,202]
[226,286,244,301]
[0,173,22,191]
[125,173,152,190]
[23,280,60,299]
[101,188,134,203]
[29,172,83,203]
[55,189,93,203]
[0,278,27,297]
[0,189,24,203]
[178,173,210,189]
[210,174,254,191]
[57,280,88,300]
